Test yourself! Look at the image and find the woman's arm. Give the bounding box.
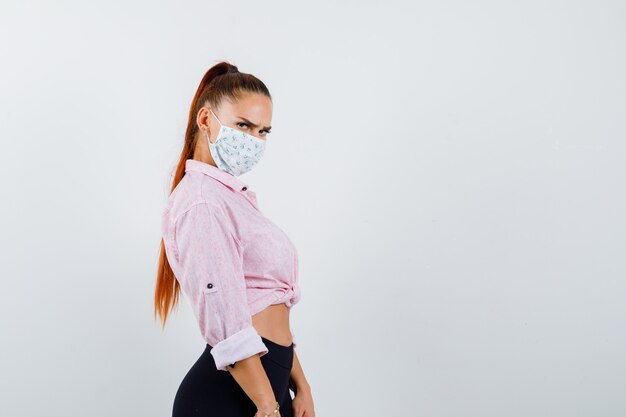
[289,349,315,417]
[227,356,278,414]
[289,349,311,395]
[174,203,278,415]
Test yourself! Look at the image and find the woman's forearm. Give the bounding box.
[289,349,311,395]
[227,354,277,412]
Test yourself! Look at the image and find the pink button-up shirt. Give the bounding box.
[161,159,301,371]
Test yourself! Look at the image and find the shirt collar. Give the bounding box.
[185,159,250,192]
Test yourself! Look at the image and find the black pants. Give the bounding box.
[172,337,294,417]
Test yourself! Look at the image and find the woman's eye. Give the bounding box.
[238,122,270,136]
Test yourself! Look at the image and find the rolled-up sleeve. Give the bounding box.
[174,202,268,371]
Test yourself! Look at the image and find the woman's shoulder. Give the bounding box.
[163,172,230,225]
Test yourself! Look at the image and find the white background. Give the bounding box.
[1,1,625,416]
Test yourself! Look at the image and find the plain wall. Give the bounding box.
[0,0,624,416]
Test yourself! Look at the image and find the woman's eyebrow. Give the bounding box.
[237,116,271,130]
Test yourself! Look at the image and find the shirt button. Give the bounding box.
[207,283,213,289]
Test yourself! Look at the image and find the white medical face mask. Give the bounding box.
[204,109,266,177]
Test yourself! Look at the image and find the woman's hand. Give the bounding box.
[292,386,315,417]
[289,350,314,416]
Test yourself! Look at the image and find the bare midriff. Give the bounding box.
[252,303,293,348]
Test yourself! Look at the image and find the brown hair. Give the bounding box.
[153,60,272,331]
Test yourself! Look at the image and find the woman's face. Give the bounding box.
[201,92,273,144]
[194,92,272,166]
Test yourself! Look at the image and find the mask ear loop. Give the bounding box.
[209,109,222,127]
[206,108,223,145]
[204,128,218,146]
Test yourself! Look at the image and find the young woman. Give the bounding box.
[154,61,315,417]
